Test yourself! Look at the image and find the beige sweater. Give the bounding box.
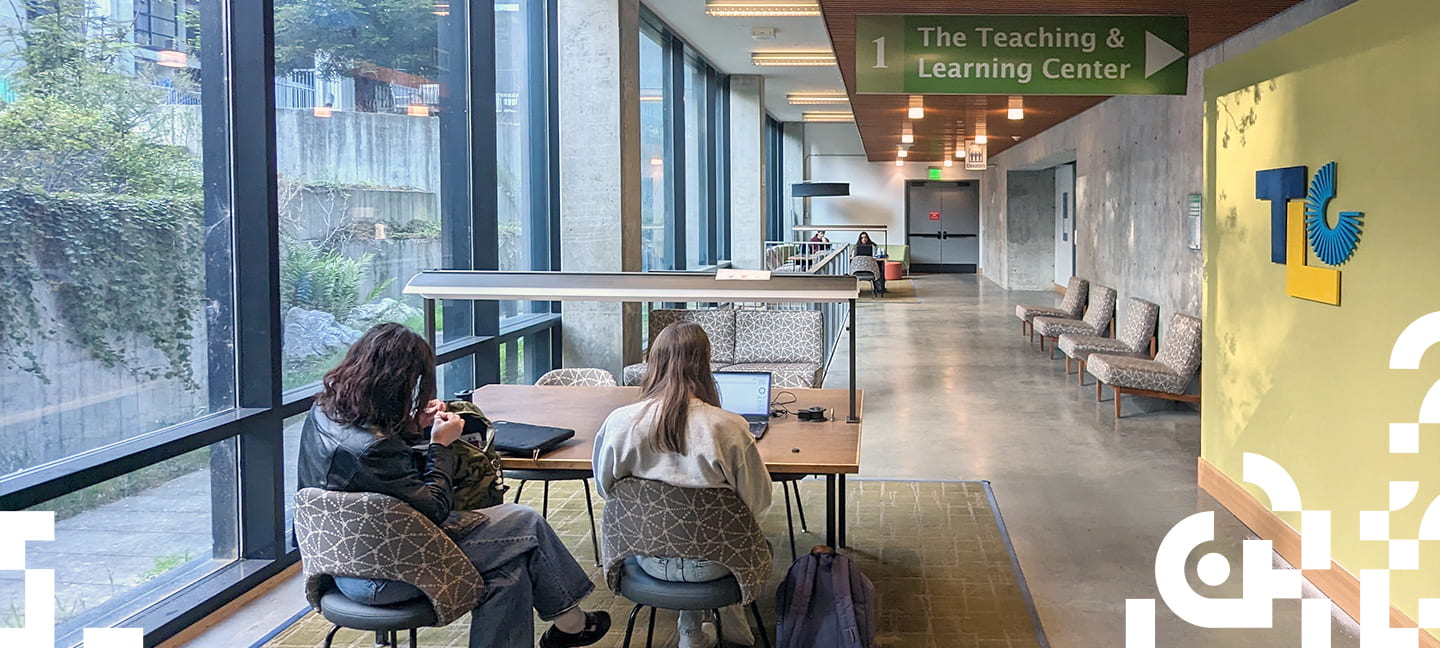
[593,398,773,521]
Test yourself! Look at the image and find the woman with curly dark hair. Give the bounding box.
[298,323,610,648]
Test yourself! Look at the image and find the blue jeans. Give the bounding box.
[339,504,594,648]
[637,557,752,646]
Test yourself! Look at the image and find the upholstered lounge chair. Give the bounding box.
[1015,277,1088,343]
[1087,313,1202,417]
[1032,284,1117,358]
[1057,297,1159,385]
[624,308,824,389]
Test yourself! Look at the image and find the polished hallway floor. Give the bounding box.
[824,274,1359,648]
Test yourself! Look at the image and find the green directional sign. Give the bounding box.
[855,14,1188,95]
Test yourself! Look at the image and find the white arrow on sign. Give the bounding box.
[1144,31,1184,78]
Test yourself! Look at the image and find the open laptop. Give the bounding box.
[714,371,772,439]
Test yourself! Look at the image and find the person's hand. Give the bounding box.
[417,399,446,429]
[430,411,463,447]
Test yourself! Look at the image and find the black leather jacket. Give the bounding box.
[297,404,457,526]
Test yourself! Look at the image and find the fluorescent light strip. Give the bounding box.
[787,92,848,105]
[802,111,853,122]
[706,3,820,17]
[752,51,836,67]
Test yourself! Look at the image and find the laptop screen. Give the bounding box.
[714,372,772,417]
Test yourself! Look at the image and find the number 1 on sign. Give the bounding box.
[872,36,887,68]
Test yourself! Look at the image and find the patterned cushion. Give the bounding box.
[1032,315,1103,339]
[1086,354,1190,395]
[536,368,617,387]
[294,488,482,625]
[1057,277,1090,317]
[1155,313,1203,376]
[851,256,882,277]
[650,309,737,364]
[1057,334,1138,362]
[718,362,823,389]
[1014,304,1069,323]
[624,362,729,386]
[733,310,824,365]
[1116,298,1160,351]
[1082,285,1117,331]
[601,478,772,606]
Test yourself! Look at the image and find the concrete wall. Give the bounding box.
[1004,170,1055,289]
[804,122,982,246]
[980,0,1358,327]
[275,109,440,191]
[779,122,805,239]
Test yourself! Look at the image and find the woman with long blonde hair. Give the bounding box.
[594,322,772,648]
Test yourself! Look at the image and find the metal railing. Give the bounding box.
[275,69,318,109]
[745,242,858,382]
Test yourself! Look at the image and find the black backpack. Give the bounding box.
[775,547,876,648]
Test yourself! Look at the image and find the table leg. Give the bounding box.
[825,474,837,549]
[838,474,847,548]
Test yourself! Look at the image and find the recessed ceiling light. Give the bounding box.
[907,95,924,119]
[802,111,853,122]
[1008,96,1024,120]
[707,2,820,17]
[786,92,848,105]
[752,51,835,67]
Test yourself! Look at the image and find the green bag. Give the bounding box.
[445,400,508,510]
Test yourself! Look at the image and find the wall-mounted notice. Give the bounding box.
[855,14,1188,95]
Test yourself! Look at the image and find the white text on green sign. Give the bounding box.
[854,15,1189,96]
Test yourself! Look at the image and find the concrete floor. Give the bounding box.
[825,273,1359,647]
[184,273,1362,647]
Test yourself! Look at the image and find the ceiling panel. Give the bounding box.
[817,0,1308,161]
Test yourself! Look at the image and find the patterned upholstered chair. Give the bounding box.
[294,488,483,648]
[536,367,618,387]
[1032,284,1117,358]
[1087,313,1202,417]
[601,478,773,648]
[624,308,825,389]
[850,255,883,297]
[1014,277,1088,343]
[511,368,617,566]
[1057,298,1159,385]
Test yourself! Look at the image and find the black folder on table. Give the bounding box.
[490,420,575,458]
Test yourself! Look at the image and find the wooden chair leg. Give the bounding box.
[1115,389,1123,417]
[1048,339,1056,359]
[1065,357,1071,373]
[1096,380,1103,401]
[1077,359,1085,385]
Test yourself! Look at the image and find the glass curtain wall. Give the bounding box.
[638,10,729,271]
[0,0,559,644]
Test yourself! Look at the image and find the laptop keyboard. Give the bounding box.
[748,421,768,438]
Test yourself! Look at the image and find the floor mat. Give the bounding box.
[859,279,919,303]
[259,480,1046,648]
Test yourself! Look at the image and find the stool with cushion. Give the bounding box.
[294,488,482,648]
[602,478,774,648]
[513,368,617,566]
[1031,284,1117,358]
[850,255,883,297]
[1015,277,1088,343]
[1087,312,1202,417]
[1057,297,1159,385]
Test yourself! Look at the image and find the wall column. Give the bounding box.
[1004,169,1057,290]
[728,75,765,268]
[557,0,642,376]
[781,122,804,234]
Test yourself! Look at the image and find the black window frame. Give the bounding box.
[0,0,562,644]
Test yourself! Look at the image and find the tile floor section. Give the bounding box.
[262,480,1045,648]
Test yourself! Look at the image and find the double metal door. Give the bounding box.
[908,181,979,272]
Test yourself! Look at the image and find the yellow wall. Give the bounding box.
[1203,0,1440,624]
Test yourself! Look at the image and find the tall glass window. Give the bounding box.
[683,55,708,269]
[496,0,553,332]
[639,27,668,271]
[0,1,234,480]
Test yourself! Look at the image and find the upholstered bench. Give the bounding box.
[1057,297,1159,385]
[1032,284,1117,358]
[624,308,825,388]
[1015,276,1088,343]
[1087,313,1202,417]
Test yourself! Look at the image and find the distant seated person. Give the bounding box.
[807,229,830,255]
[851,231,886,295]
[297,323,611,648]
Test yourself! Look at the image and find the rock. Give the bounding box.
[345,298,422,330]
[284,307,363,362]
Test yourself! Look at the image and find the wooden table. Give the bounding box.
[470,384,863,547]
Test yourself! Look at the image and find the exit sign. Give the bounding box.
[928,167,942,180]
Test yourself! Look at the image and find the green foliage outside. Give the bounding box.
[0,0,206,383]
[280,237,371,320]
[273,0,440,78]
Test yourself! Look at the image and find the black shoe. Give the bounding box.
[540,611,611,648]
